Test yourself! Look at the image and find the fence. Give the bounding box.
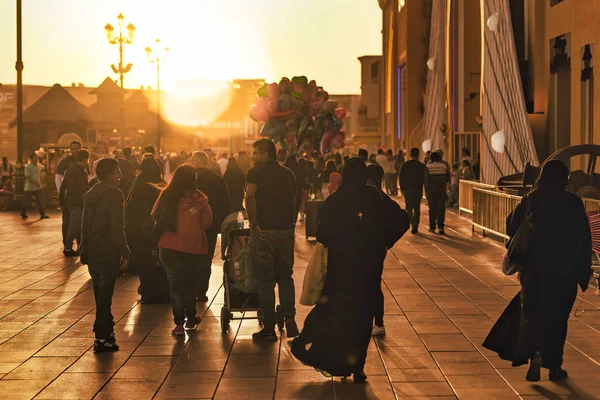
[458,180,497,214]
[472,188,522,240]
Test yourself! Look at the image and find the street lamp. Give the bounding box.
[104,13,136,89]
[145,39,169,152]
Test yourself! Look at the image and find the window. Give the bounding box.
[371,62,380,80]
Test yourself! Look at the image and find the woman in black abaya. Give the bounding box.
[291,158,406,383]
[484,160,591,382]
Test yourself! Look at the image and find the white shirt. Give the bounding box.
[217,158,228,175]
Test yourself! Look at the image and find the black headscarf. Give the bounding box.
[341,157,368,188]
[537,160,569,191]
[139,157,162,184]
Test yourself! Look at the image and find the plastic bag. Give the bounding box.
[300,243,328,306]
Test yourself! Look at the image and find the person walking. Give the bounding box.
[291,158,407,383]
[246,139,298,340]
[122,147,140,173]
[80,158,130,352]
[223,157,246,212]
[21,152,48,220]
[400,148,426,234]
[425,152,449,235]
[152,165,213,335]
[320,160,338,199]
[284,155,309,222]
[217,152,229,176]
[190,151,230,302]
[125,158,168,302]
[56,141,81,244]
[237,151,251,175]
[59,150,90,256]
[484,160,592,382]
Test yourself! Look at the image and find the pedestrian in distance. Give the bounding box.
[80,158,130,352]
[59,149,90,256]
[223,157,246,212]
[152,165,213,336]
[21,152,48,220]
[400,148,426,234]
[56,141,81,241]
[425,151,449,235]
[246,138,299,340]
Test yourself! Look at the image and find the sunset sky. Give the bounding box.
[0,0,382,94]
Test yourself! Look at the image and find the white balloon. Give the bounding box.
[422,139,432,153]
[492,130,506,153]
[487,13,500,33]
[427,57,436,71]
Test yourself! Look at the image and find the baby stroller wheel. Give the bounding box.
[276,305,284,331]
[220,306,231,332]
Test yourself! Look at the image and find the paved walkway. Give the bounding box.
[0,202,599,399]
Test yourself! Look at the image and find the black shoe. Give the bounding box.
[526,355,542,382]
[40,215,49,219]
[549,369,568,381]
[63,249,79,258]
[197,295,209,303]
[252,328,277,341]
[21,214,28,219]
[428,228,436,233]
[93,339,119,353]
[439,229,446,235]
[411,228,418,235]
[353,371,367,384]
[285,319,299,338]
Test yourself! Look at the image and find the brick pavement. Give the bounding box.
[0,203,599,399]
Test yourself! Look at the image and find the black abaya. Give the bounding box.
[291,184,406,376]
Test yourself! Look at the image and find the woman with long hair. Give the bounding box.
[125,158,168,301]
[223,157,246,212]
[152,165,213,335]
[1,157,14,184]
[320,160,338,199]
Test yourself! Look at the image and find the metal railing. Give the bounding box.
[458,180,496,214]
[472,188,522,240]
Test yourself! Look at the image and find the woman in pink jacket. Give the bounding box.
[152,165,213,336]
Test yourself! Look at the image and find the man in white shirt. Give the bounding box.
[217,153,229,176]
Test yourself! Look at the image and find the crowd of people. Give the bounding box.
[2,138,589,385]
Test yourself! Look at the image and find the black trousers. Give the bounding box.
[374,278,384,326]
[196,226,218,298]
[22,190,45,217]
[88,262,119,339]
[61,206,71,248]
[428,191,446,230]
[403,189,422,229]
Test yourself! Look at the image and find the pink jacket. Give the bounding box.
[152,190,213,255]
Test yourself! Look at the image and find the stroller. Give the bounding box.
[219,212,284,332]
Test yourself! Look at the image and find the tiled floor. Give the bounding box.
[0,202,599,399]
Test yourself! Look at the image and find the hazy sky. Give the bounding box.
[0,0,382,94]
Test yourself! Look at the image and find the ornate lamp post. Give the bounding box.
[145,39,169,152]
[104,13,136,89]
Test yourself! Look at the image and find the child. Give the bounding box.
[80,158,130,352]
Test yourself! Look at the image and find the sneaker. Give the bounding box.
[526,354,542,382]
[172,325,185,336]
[549,368,568,381]
[93,339,119,353]
[40,215,50,219]
[285,319,299,338]
[184,315,201,331]
[252,328,277,341]
[196,295,209,303]
[21,214,28,219]
[439,229,446,235]
[372,325,386,336]
[63,249,79,258]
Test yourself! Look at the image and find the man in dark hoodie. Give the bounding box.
[190,151,230,302]
[59,150,90,257]
[80,158,130,353]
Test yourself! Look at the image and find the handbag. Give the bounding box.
[300,242,328,306]
[504,195,535,274]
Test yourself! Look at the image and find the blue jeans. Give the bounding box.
[159,248,202,325]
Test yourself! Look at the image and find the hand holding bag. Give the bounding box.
[300,242,328,306]
[503,196,535,275]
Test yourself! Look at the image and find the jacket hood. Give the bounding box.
[83,181,114,204]
[179,190,209,210]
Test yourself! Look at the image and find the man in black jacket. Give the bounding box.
[190,151,230,302]
[400,148,426,234]
[80,158,130,353]
[60,150,90,257]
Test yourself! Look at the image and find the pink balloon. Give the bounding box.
[267,83,280,100]
[249,105,269,122]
